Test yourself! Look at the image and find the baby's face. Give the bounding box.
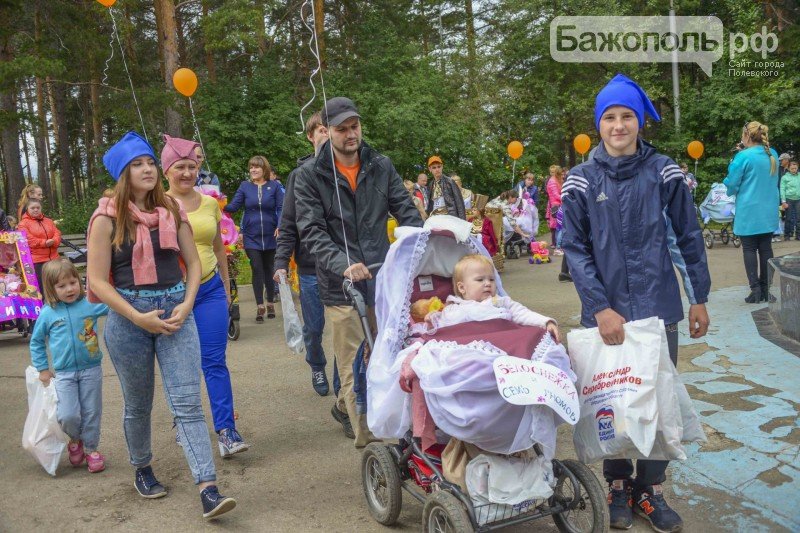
[457,261,496,302]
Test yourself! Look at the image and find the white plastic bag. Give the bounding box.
[278,277,305,355]
[22,366,68,476]
[568,317,705,464]
[568,318,662,463]
[466,453,553,525]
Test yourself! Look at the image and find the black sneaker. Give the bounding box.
[607,479,633,529]
[312,370,330,396]
[200,485,237,519]
[331,404,355,439]
[634,485,683,533]
[558,273,573,283]
[134,465,167,499]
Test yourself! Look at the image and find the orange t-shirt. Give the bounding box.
[335,160,361,191]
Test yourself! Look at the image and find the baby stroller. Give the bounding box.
[348,219,607,533]
[698,183,741,249]
[226,253,241,341]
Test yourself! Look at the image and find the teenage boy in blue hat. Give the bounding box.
[562,74,711,533]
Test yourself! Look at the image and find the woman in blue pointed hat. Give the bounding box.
[86,131,237,519]
[562,74,711,533]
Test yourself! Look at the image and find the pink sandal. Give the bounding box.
[86,451,106,473]
[68,440,85,466]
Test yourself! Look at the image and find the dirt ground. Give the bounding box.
[0,239,795,532]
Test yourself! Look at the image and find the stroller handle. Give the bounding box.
[342,262,382,351]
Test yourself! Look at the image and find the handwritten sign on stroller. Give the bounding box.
[493,356,580,425]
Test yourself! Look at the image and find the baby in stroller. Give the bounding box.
[363,217,605,532]
[410,254,560,342]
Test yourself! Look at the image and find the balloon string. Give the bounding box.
[109,7,148,143]
[297,1,320,134]
[189,97,211,173]
[301,0,354,277]
[101,22,115,86]
[511,159,516,188]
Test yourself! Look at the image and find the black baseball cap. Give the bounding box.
[321,97,361,127]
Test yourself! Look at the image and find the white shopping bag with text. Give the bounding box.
[568,317,662,463]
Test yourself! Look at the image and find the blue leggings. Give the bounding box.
[194,273,236,432]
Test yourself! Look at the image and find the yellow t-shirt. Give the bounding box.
[187,194,222,280]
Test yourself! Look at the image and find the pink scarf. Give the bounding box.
[87,196,188,302]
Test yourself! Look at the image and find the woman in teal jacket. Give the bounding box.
[723,121,779,303]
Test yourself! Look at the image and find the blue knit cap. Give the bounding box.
[102,131,157,181]
[594,73,660,130]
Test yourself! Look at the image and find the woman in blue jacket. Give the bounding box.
[723,121,779,303]
[225,155,284,321]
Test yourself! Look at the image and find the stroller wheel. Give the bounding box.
[704,233,714,249]
[551,459,609,533]
[720,228,730,245]
[362,443,402,526]
[423,490,472,533]
[227,319,240,341]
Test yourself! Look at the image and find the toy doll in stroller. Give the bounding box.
[346,219,608,532]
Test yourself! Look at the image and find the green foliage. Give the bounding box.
[54,189,105,234]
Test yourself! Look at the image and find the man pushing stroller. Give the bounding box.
[294,97,423,447]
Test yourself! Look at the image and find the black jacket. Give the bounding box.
[0,209,10,231]
[275,154,317,276]
[294,141,424,306]
[426,175,466,219]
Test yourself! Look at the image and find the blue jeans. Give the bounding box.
[194,273,235,432]
[299,274,327,371]
[785,199,800,238]
[103,287,216,484]
[54,365,103,451]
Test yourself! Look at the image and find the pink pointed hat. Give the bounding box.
[160,134,199,172]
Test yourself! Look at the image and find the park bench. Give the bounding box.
[58,233,88,269]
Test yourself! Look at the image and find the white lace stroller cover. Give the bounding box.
[366,216,573,457]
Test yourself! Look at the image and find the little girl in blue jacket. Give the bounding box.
[30,259,109,473]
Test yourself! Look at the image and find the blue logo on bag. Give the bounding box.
[596,406,615,441]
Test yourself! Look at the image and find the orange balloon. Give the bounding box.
[96,0,116,6]
[573,134,591,155]
[507,141,523,160]
[687,140,704,160]
[173,68,198,97]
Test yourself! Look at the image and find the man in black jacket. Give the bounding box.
[274,112,330,396]
[294,97,423,447]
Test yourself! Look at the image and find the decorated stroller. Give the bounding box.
[348,218,607,532]
[698,183,741,249]
[0,231,43,338]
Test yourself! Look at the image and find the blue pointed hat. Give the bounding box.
[594,73,660,130]
[102,131,157,181]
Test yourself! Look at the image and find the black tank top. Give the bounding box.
[111,223,183,290]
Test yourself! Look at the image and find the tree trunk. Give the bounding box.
[313,0,325,68]
[22,78,52,203]
[0,39,26,214]
[36,77,57,209]
[420,0,428,55]
[33,4,56,208]
[90,69,103,183]
[80,84,93,190]
[256,2,267,56]
[201,0,217,83]
[18,88,33,182]
[47,78,75,201]
[155,0,182,136]
[464,0,476,98]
